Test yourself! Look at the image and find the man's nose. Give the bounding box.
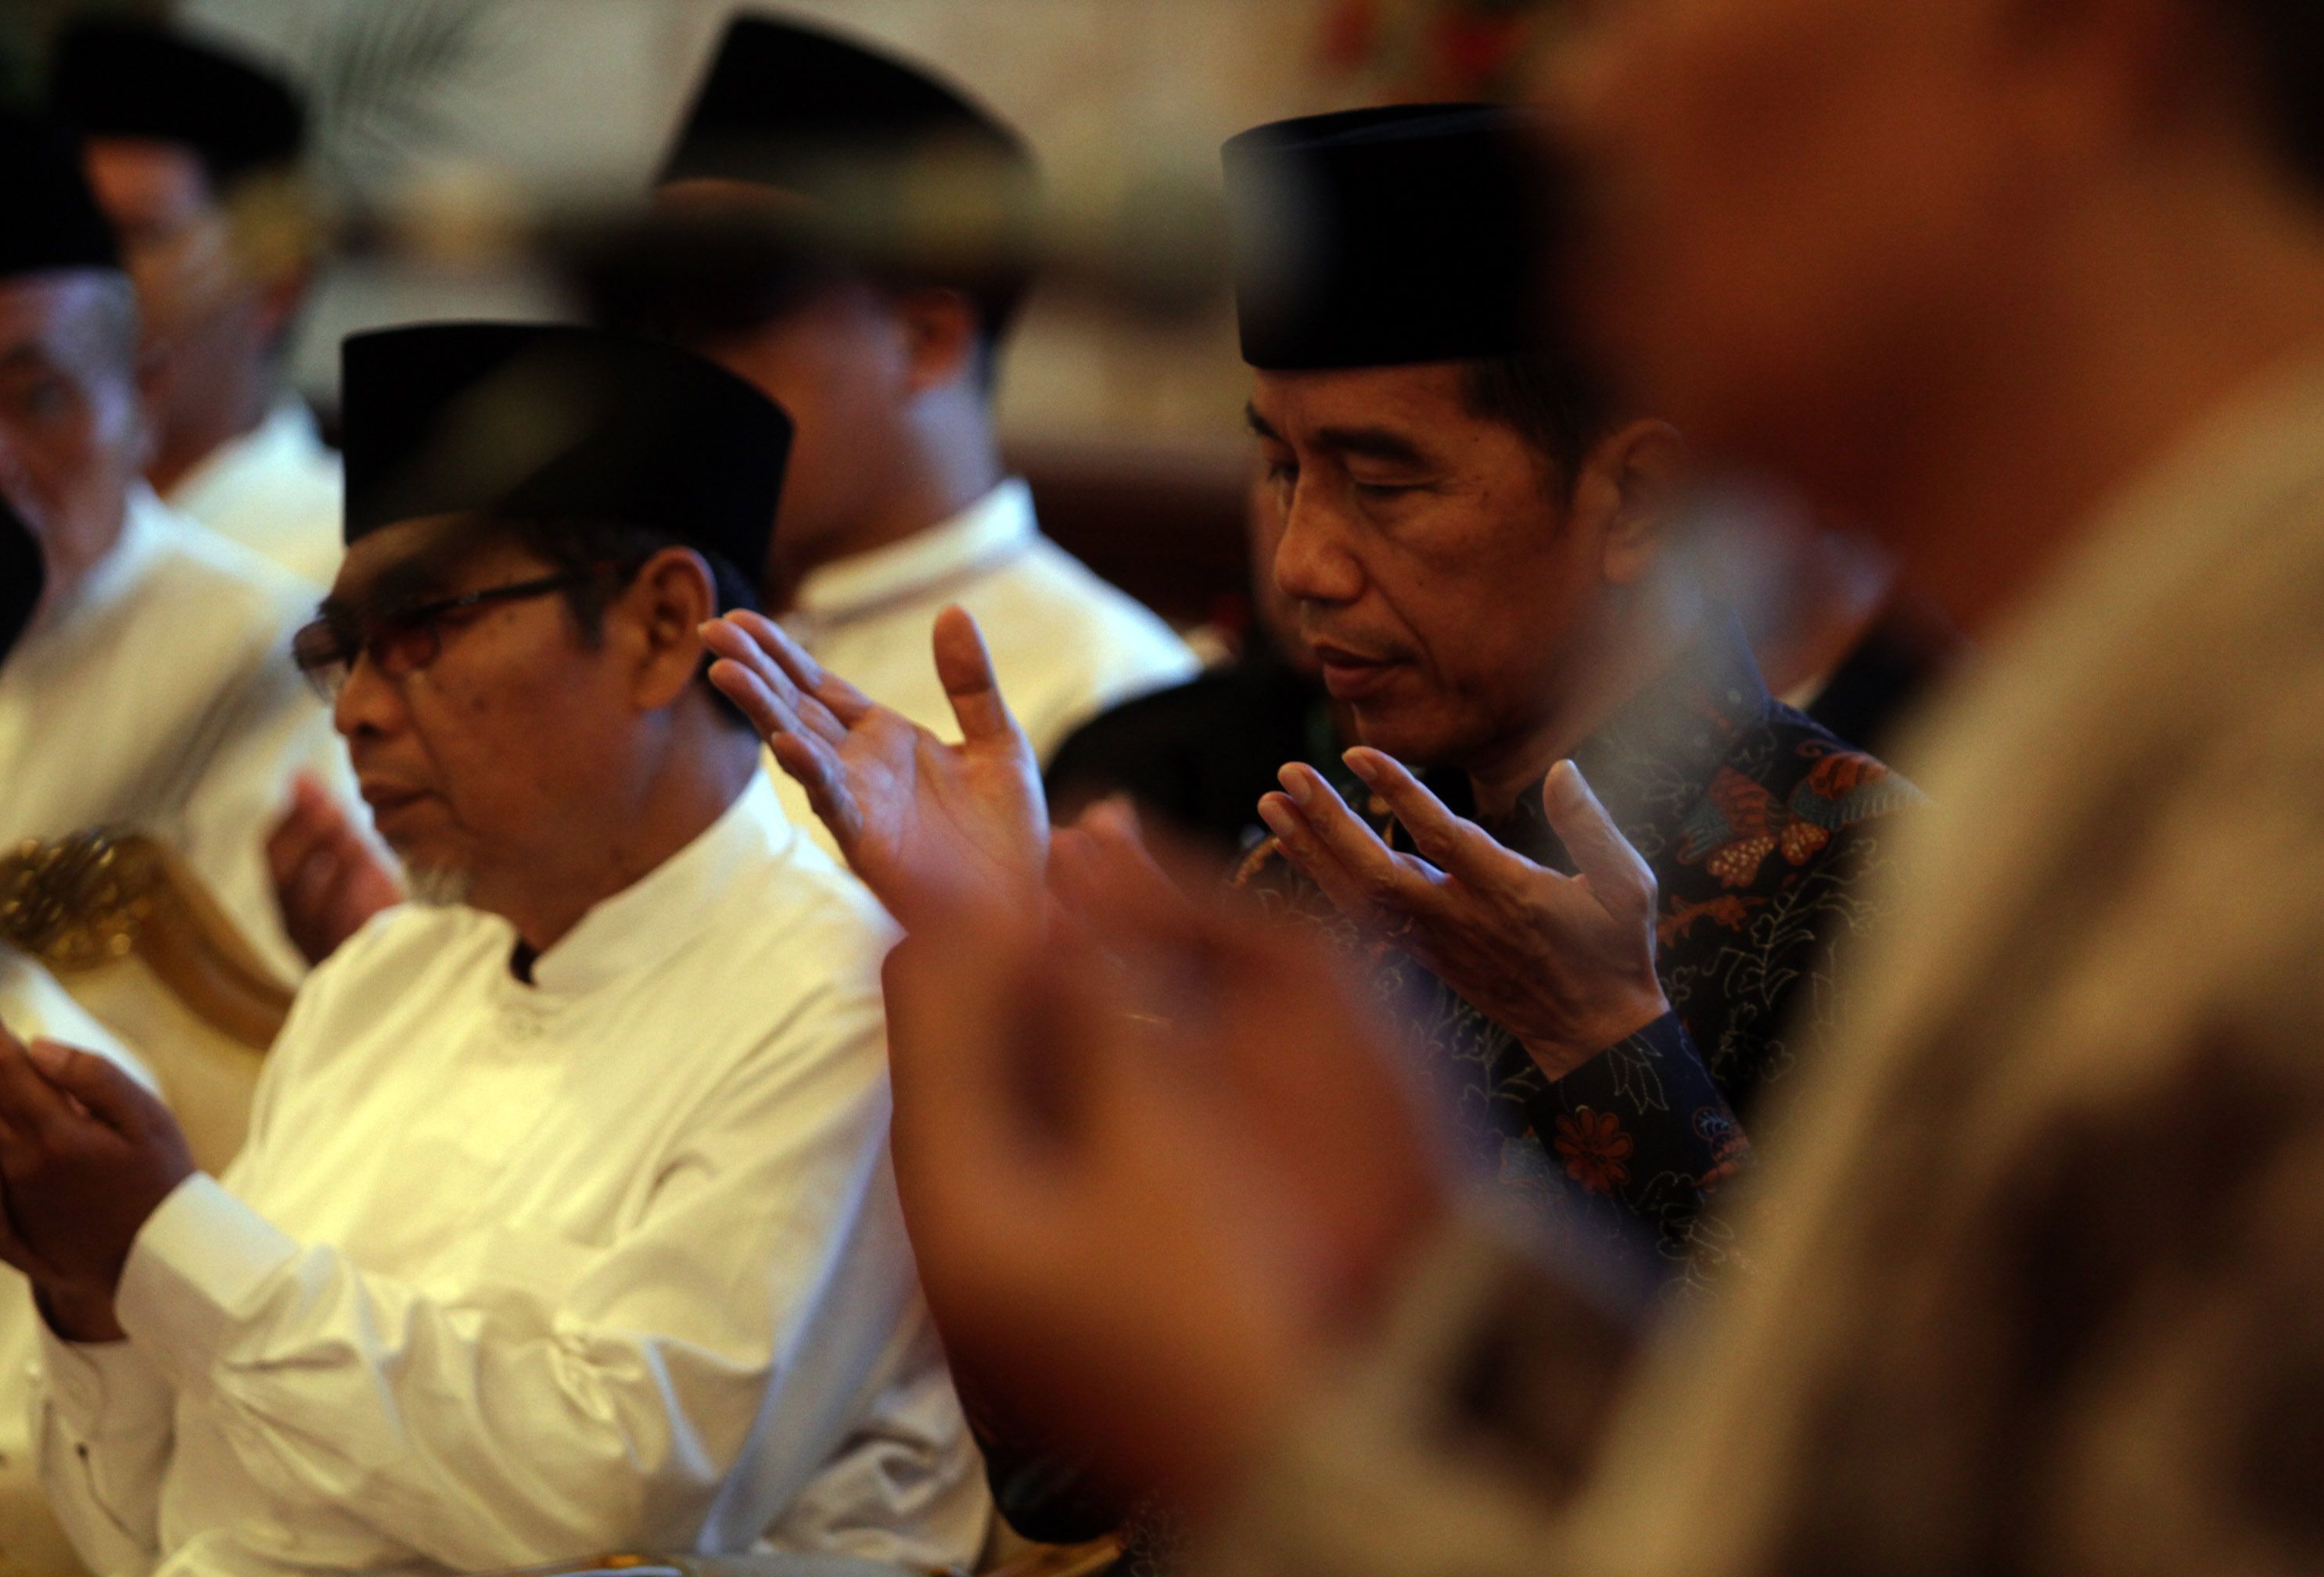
[1271,482,1364,608]
[332,650,405,741]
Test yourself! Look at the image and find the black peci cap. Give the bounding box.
[50,17,304,192]
[0,111,121,278]
[1,494,43,666]
[663,13,1028,196]
[339,323,791,575]
[656,13,1039,333]
[1223,103,1552,371]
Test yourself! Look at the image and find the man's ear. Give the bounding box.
[625,547,720,711]
[896,286,984,396]
[1574,418,1687,587]
[252,261,312,356]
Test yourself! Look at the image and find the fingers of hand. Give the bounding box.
[0,1035,75,1150]
[1543,761,1657,924]
[707,609,824,688]
[1342,748,1508,888]
[931,605,1026,747]
[1072,799,1195,918]
[264,797,331,888]
[706,657,803,743]
[702,618,808,710]
[1265,765,1427,919]
[731,610,879,725]
[27,1042,150,1136]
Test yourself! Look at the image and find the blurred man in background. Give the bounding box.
[828,2,2324,1575]
[586,12,1194,858]
[1214,103,1915,1266]
[13,322,982,1576]
[51,16,339,586]
[0,494,157,1577]
[0,111,350,979]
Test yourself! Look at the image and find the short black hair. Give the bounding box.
[491,515,763,732]
[1458,351,1612,496]
[2222,1,2324,192]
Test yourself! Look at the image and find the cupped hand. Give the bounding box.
[702,605,1047,932]
[882,833,1449,1510]
[0,1024,195,1338]
[1258,751,1669,1078]
[268,771,404,966]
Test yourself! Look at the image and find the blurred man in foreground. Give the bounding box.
[5,324,982,1575]
[52,16,339,585]
[788,1,2324,1573]
[0,112,350,979]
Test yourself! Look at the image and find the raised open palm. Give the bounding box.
[702,605,1048,931]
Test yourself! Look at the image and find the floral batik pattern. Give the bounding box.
[1241,615,1923,1285]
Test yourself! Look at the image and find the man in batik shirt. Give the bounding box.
[1241,611,1915,1277]
[1216,106,1918,1278]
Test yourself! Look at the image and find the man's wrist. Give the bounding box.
[1522,990,1673,1080]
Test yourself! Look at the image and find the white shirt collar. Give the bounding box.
[515,771,792,1000]
[789,478,1037,628]
[167,397,325,516]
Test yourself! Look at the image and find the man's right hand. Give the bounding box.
[879,834,1451,1511]
[267,773,403,968]
[701,605,1048,932]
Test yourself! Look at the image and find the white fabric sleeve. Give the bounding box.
[31,1313,177,1576]
[109,998,908,1572]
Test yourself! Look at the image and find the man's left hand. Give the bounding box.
[0,1024,193,1331]
[1258,750,1669,1079]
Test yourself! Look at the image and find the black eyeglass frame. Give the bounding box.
[292,569,606,702]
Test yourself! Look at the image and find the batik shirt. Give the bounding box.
[1238,616,1920,1280]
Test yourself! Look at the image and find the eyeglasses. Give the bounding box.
[292,570,599,703]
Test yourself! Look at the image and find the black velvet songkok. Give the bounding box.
[50,17,304,191]
[652,13,1039,331]
[339,322,791,575]
[0,111,121,278]
[1222,103,1553,371]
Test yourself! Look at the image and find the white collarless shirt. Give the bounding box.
[0,488,352,979]
[166,399,346,588]
[778,480,1197,858]
[33,774,985,1576]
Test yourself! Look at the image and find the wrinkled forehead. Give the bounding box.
[325,514,542,610]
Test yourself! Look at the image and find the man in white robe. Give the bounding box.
[0,113,349,979]
[52,16,343,585]
[0,322,984,1575]
[587,13,1195,859]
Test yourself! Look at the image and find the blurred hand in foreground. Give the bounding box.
[267,771,403,967]
[702,605,1047,931]
[882,828,1449,1509]
[0,1022,193,1342]
[1259,752,1668,1078]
